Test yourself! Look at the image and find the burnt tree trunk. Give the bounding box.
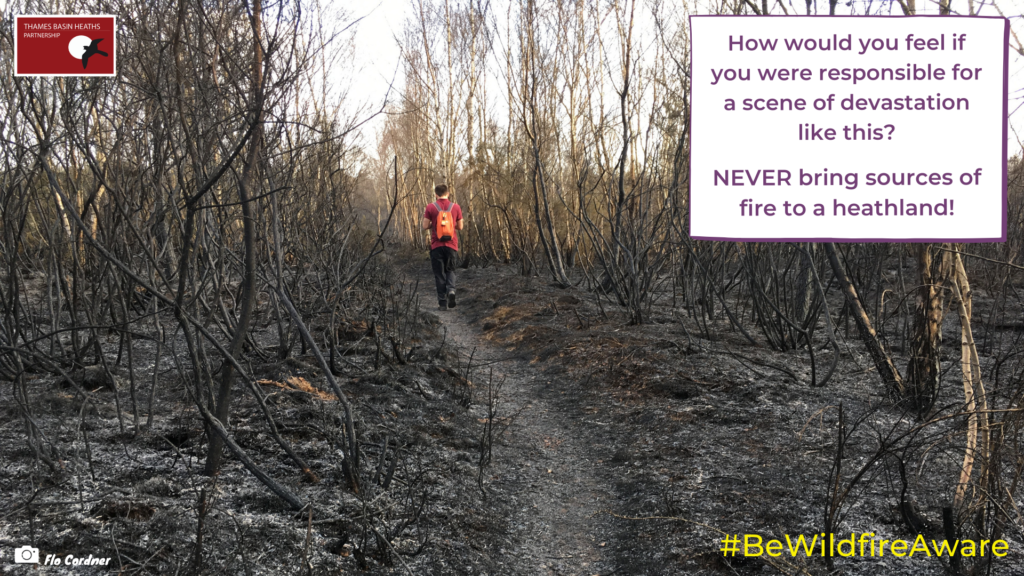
[905,243,950,415]
[825,243,905,396]
[205,0,264,476]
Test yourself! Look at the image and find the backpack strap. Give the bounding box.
[434,201,450,214]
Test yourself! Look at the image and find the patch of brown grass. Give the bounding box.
[481,305,532,332]
[257,376,337,401]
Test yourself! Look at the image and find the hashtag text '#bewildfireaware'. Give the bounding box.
[720,533,1009,558]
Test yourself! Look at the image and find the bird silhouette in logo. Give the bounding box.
[81,38,107,69]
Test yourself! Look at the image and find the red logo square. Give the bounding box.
[15,15,116,76]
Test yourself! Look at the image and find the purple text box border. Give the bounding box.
[687,14,1010,244]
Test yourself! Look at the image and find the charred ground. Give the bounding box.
[4,255,1024,575]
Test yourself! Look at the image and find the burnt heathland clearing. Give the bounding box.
[4,1,1024,575]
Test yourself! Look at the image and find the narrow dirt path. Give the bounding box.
[428,297,622,576]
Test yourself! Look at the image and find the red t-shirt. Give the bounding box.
[424,198,462,251]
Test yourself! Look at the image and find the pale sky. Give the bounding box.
[347,0,412,146]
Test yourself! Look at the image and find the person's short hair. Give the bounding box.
[434,184,449,196]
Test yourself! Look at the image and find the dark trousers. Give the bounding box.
[430,247,457,303]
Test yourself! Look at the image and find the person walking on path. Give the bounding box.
[422,184,464,310]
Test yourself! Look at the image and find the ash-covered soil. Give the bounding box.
[427,261,1024,576]
[3,257,1024,575]
[0,262,524,575]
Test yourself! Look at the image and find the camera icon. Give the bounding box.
[14,546,39,564]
